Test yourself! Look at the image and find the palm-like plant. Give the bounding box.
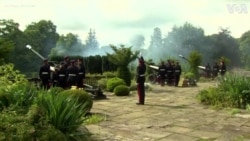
[107,45,139,86]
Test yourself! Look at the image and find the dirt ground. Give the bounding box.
[86,80,250,141]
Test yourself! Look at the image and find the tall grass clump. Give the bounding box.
[197,73,250,109]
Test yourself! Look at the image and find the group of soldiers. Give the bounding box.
[39,56,86,89]
[204,60,227,79]
[157,60,182,87]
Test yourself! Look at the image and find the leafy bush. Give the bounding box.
[59,89,93,112]
[36,90,90,133]
[117,67,131,86]
[184,72,195,79]
[106,77,126,92]
[197,73,250,109]
[97,78,108,90]
[3,82,38,110]
[114,85,130,96]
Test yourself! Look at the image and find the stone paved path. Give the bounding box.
[86,82,250,141]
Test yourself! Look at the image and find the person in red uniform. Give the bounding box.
[136,56,146,105]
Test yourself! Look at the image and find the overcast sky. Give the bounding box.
[0,0,250,47]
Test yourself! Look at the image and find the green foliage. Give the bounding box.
[114,85,130,96]
[188,51,202,79]
[83,113,107,125]
[106,77,126,92]
[197,73,250,109]
[59,89,93,112]
[97,78,108,90]
[36,90,90,133]
[184,72,195,79]
[117,67,131,86]
[107,45,139,87]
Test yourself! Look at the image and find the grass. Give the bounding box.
[83,113,107,125]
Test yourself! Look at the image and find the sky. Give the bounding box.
[0,0,250,48]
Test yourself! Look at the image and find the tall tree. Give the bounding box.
[163,22,206,60]
[149,27,163,49]
[85,29,99,56]
[239,30,250,69]
[209,28,241,67]
[49,33,85,57]
[106,45,139,86]
[24,20,59,58]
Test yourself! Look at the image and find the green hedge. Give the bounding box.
[114,85,130,96]
[106,77,126,92]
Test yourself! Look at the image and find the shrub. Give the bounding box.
[0,92,8,110]
[36,90,90,133]
[106,77,126,92]
[59,89,93,112]
[114,85,130,96]
[97,78,108,90]
[197,73,250,109]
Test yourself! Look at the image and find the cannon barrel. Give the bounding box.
[26,45,56,72]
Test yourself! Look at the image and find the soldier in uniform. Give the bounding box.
[219,60,227,76]
[64,56,70,68]
[51,67,59,87]
[158,61,166,86]
[166,60,173,86]
[212,61,219,79]
[136,56,146,105]
[39,58,51,89]
[57,61,68,89]
[205,63,211,78]
[174,61,182,87]
[67,59,79,88]
[77,58,86,89]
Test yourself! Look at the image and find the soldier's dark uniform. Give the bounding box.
[205,63,211,78]
[67,60,79,88]
[51,68,59,87]
[39,59,51,89]
[136,57,146,105]
[219,61,227,76]
[212,62,219,79]
[158,61,166,86]
[57,61,68,89]
[174,62,182,87]
[77,58,86,89]
[166,60,173,86]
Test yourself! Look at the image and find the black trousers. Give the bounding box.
[137,82,145,104]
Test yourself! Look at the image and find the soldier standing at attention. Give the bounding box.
[39,58,51,89]
[158,61,166,86]
[219,60,227,76]
[205,63,211,78]
[67,60,79,88]
[174,62,182,87]
[57,61,68,89]
[136,56,146,105]
[77,58,86,89]
[212,61,219,80]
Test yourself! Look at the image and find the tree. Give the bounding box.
[163,22,206,61]
[24,20,59,58]
[188,51,202,79]
[208,28,241,67]
[0,38,14,64]
[49,33,85,57]
[106,45,139,86]
[85,29,99,56]
[239,30,250,69]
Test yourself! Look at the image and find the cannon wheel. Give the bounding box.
[148,74,157,84]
